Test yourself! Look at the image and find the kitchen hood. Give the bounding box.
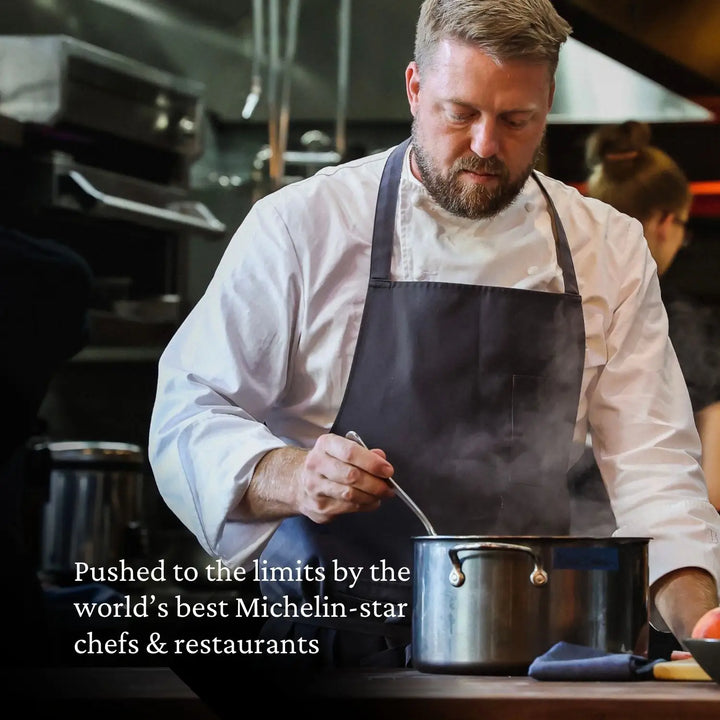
[551,0,720,124]
[551,37,714,124]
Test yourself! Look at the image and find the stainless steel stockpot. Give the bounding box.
[412,535,649,675]
[35,440,146,577]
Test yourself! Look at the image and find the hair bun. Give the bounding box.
[585,120,651,169]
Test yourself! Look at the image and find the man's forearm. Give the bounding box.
[651,567,719,642]
[230,446,305,522]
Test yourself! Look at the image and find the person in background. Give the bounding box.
[149,0,720,668]
[584,120,720,511]
[0,226,93,665]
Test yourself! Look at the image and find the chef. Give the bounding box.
[149,0,720,667]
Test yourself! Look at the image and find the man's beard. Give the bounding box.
[411,118,542,220]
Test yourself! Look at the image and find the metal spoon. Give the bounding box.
[345,430,437,536]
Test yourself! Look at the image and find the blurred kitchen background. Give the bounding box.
[2,0,720,597]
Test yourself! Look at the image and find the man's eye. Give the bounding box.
[447,111,471,122]
[504,116,530,129]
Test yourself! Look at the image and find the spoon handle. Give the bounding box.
[345,430,437,536]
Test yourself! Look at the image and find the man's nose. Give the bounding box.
[470,117,500,159]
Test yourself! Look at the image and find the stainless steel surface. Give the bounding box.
[36,441,146,575]
[335,0,352,158]
[66,170,226,235]
[0,36,227,314]
[266,0,281,186]
[276,0,301,184]
[447,541,548,588]
[282,150,341,166]
[0,34,206,157]
[412,535,649,675]
[344,430,437,536]
[258,0,353,187]
[242,0,265,119]
[551,37,712,124]
[11,151,225,237]
[114,294,182,324]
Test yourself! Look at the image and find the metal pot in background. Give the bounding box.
[412,535,649,675]
[32,440,147,580]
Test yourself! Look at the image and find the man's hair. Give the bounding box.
[414,0,572,76]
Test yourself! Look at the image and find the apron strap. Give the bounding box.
[369,140,581,298]
[532,171,580,296]
[370,139,409,281]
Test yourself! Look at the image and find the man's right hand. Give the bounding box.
[233,432,396,523]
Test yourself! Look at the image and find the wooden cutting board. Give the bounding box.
[653,658,711,681]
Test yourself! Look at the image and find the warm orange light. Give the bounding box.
[571,180,720,218]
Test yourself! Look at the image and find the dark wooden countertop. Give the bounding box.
[305,668,720,720]
[4,666,720,720]
[0,667,219,719]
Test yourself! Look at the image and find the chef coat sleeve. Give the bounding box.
[149,198,302,568]
[586,214,720,620]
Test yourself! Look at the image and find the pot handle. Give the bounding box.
[447,541,549,588]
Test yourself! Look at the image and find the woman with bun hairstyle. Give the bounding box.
[585,120,720,511]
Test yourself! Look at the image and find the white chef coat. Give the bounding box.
[149,144,720,603]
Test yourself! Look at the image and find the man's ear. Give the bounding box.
[406,61,421,116]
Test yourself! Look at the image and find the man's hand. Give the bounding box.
[651,567,719,645]
[233,433,396,523]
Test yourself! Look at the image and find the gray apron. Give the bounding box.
[259,139,586,667]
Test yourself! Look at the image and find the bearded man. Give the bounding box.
[149,0,720,670]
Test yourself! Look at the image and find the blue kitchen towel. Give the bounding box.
[528,641,662,681]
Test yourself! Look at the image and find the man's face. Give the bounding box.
[406,38,554,219]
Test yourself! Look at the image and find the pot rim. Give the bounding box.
[412,535,651,542]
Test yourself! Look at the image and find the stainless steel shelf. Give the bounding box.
[72,346,165,363]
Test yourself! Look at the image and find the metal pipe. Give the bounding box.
[267,0,281,186]
[335,0,352,159]
[277,0,302,184]
[242,0,265,119]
